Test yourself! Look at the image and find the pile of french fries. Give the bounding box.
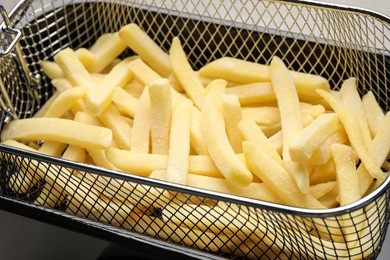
[1,22,389,258]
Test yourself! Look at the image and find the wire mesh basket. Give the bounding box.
[0,0,390,259]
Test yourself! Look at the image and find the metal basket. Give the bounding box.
[1,0,390,259]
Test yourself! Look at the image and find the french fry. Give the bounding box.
[119,23,172,77]
[40,60,65,80]
[1,118,113,150]
[33,92,61,118]
[33,181,66,209]
[43,87,87,118]
[189,107,209,155]
[99,105,132,150]
[289,113,339,162]
[128,58,162,86]
[148,78,173,154]
[339,78,372,148]
[317,89,386,182]
[202,79,253,186]
[51,78,73,93]
[38,141,68,157]
[270,56,309,193]
[362,91,386,138]
[166,100,192,185]
[199,57,331,98]
[54,47,95,89]
[75,48,95,69]
[86,57,134,116]
[130,87,151,153]
[62,145,86,163]
[243,141,325,209]
[221,94,244,153]
[89,33,112,53]
[87,32,127,73]
[170,37,205,109]
[111,87,138,118]
[225,82,276,105]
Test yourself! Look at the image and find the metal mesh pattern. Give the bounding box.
[0,0,390,259]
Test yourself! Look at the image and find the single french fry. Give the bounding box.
[1,118,112,150]
[270,56,309,193]
[128,58,162,86]
[317,89,386,182]
[189,107,209,155]
[54,47,95,89]
[89,33,112,53]
[51,78,73,93]
[310,159,336,185]
[199,57,331,98]
[38,141,68,157]
[202,79,253,186]
[87,32,127,73]
[86,57,134,116]
[242,106,280,126]
[148,78,173,154]
[167,73,185,93]
[119,23,172,77]
[289,113,339,162]
[362,91,386,138]
[75,48,95,69]
[357,112,390,195]
[221,94,244,153]
[170,37,205,109]
[339,78,372,148]
[99,105,132,150]
[43,87,87,118]
[62,145,86,163]
[166,100,192,185]
[225,82,275,105]
[130,87,151,153]
[33,92,61,118]
[309,181,337,200]
[111,87,138,118]
[40,60,64,79]
[243,141,325,209]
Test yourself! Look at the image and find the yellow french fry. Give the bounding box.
[170,37,205,109]
[128,58,162,86]
[86,57,134,116]
[189,107,209,155]
[225,82,275,105]
[270,56,309,193]
[38,141,68,157]
[54,47,95,89]
[89,33,112,53]
[130,87,151,153]
[317,89,386,182]
[221,94,244,153]
[75,48,95,69]
[87,32,127,73]
[1,118,112,150]
[51,78,73,92]
[62,145,86,163]
[362,91,386,138]
[202,79,253,186]
[119,23,172,77]
[289,113,339,162]
[111,87,138,118]
[33,92,61,118]
[44,87,87,118]
[166,100,192,185]
[243,141,325,209]
[148,78,173,154]
[40,60,64,79]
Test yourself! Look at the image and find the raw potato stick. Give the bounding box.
[111,87,138,118]
[201,79,253,186]
[130,87,151,153]
[44,87,87,118]
[128,58,162,86]
[221,94,244,153]
[40,60,64,79]
[225,82,276,105]
[362,91,386,137]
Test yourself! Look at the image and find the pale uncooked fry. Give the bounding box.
[270,56,309,193]
[1,118,112,150]
[119,23,172,77]
[340,78,372,148]
[88,32,127,73]
[130,87,151,153]
[268,130,283,156]
[362,91,385,138]
[75,48,95,69]
[62,145,86,163]
[170,37,205,109]
[221,94,244,153]
[310,159,336,185]
[51,78,73,93]
[40,60,64,79]
[33,92,61,118]
[43,87,87,118]
[238,118,284,168]
[189,107,209,155]
[202,79,253,186]
[86,57,134,116]
[148,78,173,154]
[357,112,390,195]
[309,181,337,200]
[317,89,386,182]
[111,87,138,118]
[225,82,276,105]
[89,33,112,53]
[167,73,185,93]
[301,103,326,119]
[101,58,123,74]
[199,57,330,98]
[99,105,132,150]
[289,113,339,162]
[123,79,144,98]
[38,141,68,157]
[241,106,280,126]
[166,100,192,185]
[310,124,347,166]
[128,58,162,86]
[54,47,95,89]
[243,141,325,209]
